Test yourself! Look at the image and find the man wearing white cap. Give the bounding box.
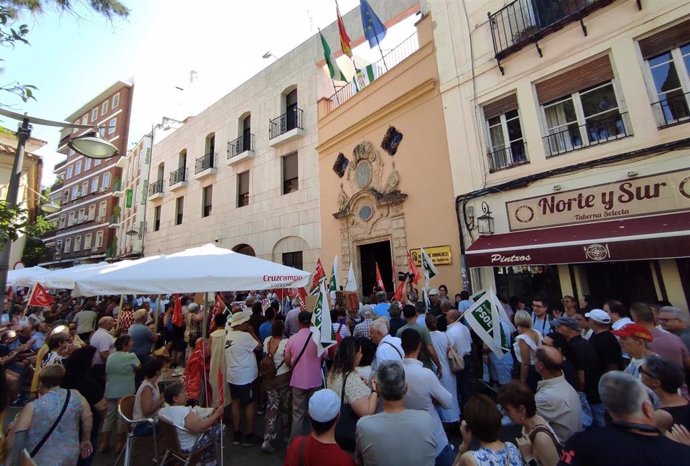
[587,309,623,374]
[284,388,354,466]
[225,311,261,446]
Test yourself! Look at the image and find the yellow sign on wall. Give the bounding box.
[409,246,452,266]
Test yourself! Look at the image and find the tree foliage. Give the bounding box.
[0,0,129,19]
[0,200,26,245]
[21,213,56,265]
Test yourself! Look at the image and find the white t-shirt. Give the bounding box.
[91,328,115,365]
[225,329,259,385]
[263,337,290,377]
[160,406,198,451]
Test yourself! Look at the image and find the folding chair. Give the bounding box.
[114,395,159,466]
[158,415,221,466]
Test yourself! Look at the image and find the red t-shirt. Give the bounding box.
[285,435,355,466]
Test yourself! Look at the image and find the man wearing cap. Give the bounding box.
[587,309,623,374]
[556,316,603,427]
[631,302,690,372]
[225,311,262,446]
[284,388,354,466]
[427,288,442,317]
[285,311,323,442]
[612,323,655,379]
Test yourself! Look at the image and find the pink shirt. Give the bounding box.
[651,328,689,368]
[284,328,322,390]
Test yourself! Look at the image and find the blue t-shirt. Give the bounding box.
[128,323,152,357]
[259,321,273,342]
[373,302,390,319]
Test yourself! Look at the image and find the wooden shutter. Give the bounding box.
[483,94,519,120]
[536,55,614,104]
[639,19,690,60]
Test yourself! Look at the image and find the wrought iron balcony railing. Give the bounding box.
[269,108,303,139]
[227,133,255,158]
[148,179,164,196]
[488,142,529,172]
[195,152,215,174]
[651,91,690,129]
[169,167,187,185]
[543,111,632,157]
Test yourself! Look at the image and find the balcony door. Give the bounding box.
[286,89,298,131]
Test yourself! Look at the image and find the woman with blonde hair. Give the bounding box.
[513,310,542,392]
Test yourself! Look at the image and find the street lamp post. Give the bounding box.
[0,108,119,311]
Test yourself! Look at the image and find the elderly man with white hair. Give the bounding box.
[369,318,403,373]
[353,305,375,339]
[658,306,690,354]
[560,371,690,466]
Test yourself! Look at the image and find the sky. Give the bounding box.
[0,0,415,187]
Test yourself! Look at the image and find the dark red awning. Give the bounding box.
[465,212,690,267]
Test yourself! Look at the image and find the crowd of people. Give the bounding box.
[2,287,690,465]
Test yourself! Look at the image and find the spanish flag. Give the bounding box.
[336,1,352,57]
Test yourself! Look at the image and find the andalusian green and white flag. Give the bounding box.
[471,288,516,333]
[463,288,512,358]
[328,256,339,293]
[319,30,348,82]
[420,247,437,281]
[355,63,377,91]
[311,280,337,357]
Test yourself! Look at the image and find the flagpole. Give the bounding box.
[375,33,388,71]
[319,27,341,105]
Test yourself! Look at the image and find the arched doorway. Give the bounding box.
[232,244,256,256]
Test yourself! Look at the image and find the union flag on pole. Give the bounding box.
[310,258,326,293]
[208,293,228,332]
[375,262,385,291]
[171,294,184,327]
[406,250,421,284]
[28,283,53,307]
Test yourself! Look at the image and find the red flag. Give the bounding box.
[407,251,421,285]
[393,279,406,302]
[336,1,352,58]
[310,258,326,292]
[172,294,184,327]
[28,283,53,307]
[287,288,307,310]
[375,262,385,291]
[217,366,225,406]
[209,293,227,332]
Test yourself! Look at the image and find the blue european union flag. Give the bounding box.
[360,0,387,48]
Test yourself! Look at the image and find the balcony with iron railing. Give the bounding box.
[488,142,530,172]
[169,167,188,190]
[227,133,255,165]
[543,111,632,157]
[148,178,164,199]
[323,32,420,115]
[488,0,618,67]
[269,108,304,146]
[195,152,216,178]
[651,92,690,129]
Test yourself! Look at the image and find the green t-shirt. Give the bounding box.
[396,323,433,369]
[104,351,140,398]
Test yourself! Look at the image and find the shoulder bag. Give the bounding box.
[30,389,71,457]
[334,371,358,452]
[260,337,286,388]
[446,333,465,373]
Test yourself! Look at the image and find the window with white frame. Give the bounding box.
[88,204,96,220]
[94,159,101,166]
[78,208,85,223]
[537,55,630,157]
[81,115,88,125]
[101,100,109,115]
[95,230,104,249]
[64,237,72,253]
[56,240,63,254]
[84,157,92,171]
[483,93,527,171]
[72,185,80,199]
[74,235,82,252]
[112,92,120,108]
[91,177,99,193]
[63,190,69,204]
[102,172,111,189]
[68,211,75,226]
[75,160,82,176]
[639,21,690,128]
[59,214,66,229]
[108,117,117,135]
[81,181,89,196]
[66,165,73,179]
[91,107,98,121]
[84,233,92,250]
[98,201,107,221]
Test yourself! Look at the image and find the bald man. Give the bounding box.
[90,316,116,382]
[534,345,583,443]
